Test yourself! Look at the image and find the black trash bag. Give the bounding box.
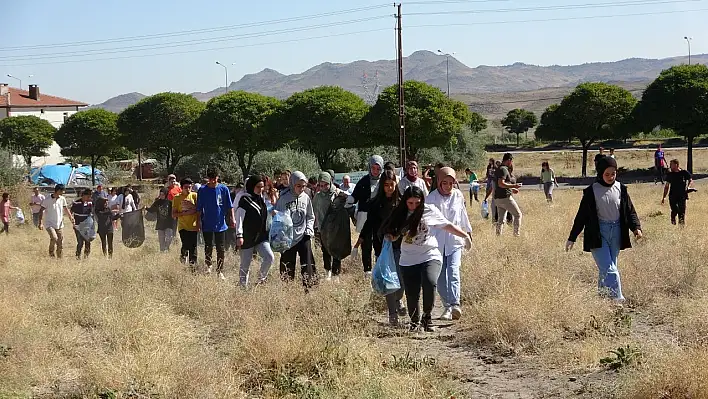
[121,209,146,248]
[320,194,352,260]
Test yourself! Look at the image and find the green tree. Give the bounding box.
[500,109,538,147]
[366,80,471,160]
[280,86,369,169]
[469,111,488,133]
[539,83,637,177]
[199,91,282,177]
[0,115,56,171]
[117,92,204,174]
[55,109,121,186]
[633,64,708,173]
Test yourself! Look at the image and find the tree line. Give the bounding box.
[1,64,707,183]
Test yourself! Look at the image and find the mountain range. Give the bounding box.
[91,50,707,116]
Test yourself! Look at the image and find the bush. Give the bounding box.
[250,146,321,179]
[0,149,25,189]
[332,146,400,172]
[174,152,242,183]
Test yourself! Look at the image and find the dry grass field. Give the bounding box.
[488,147,708,178]
[1,179,707,398]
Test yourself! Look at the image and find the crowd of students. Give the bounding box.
[1,147,699,331]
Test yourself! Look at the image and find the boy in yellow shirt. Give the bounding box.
[172,178,199,268]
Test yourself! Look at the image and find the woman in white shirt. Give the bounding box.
[426,167,473,321]
[381,185,472,332]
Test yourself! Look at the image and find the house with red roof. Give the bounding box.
[0,83,88,166]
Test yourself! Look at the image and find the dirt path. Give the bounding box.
[371,303,673,398]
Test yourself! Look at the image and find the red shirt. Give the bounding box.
[167,185,182,201]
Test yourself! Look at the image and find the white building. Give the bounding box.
[0,83,87,166]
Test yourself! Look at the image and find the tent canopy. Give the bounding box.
[30,164,105,186]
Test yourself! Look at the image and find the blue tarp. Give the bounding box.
[30,164,104,186]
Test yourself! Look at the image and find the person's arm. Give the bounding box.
[195,194,203,232]
[9,201,18,210]
[171,197,180,219]
[662,182,670,204]
[568,190,591,244]
[305,198,315,237]
[64,203,75,225]
[497,177,521,189]
[38,203,45,228]
[225,187,235,228]
[624,186,642,238]
[441,223,469,239]
[234,206,246,247]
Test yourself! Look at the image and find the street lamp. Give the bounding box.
[437,50,455,98]
[215,61,228,94]
[684,37,693,65]
[6,74,21,89]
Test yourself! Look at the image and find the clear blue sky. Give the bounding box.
[3,0,705,104]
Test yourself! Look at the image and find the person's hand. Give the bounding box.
[464,236,473,251]
[661,198,665,205]
[351,247,359,259]
[516,183,523,189]
[355,237,363,248]
[38,224,43,230]
[236,238,244,247]
[565,240,574,252]
[385,234,399,241]
[634,230,643,240]
[511,188,520,195]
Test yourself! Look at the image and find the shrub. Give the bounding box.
[174,152,242,183]
[250,146,321,179]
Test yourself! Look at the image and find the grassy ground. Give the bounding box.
[486,147,708,178]
[1,180,708,398]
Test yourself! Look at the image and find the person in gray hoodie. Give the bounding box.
[275,171,318,286]
[347,155,384,274]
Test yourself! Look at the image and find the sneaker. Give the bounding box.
[389,315,399,326]
[440,307,453,321]
[206,265,213,275]
[409,323,421,332]
[365,271,373,277]
[451,306,462,320]
[325,271,332,281]
[333,276,341,284]
[218,272,226,281]
[421,316,435,332]
[671,219,677,225]
[397,300,407,317]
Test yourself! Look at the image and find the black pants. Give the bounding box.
[179,230,198,265]
[98,231,114,257]
[280,235,317,286]
[656,165,665,183]
[202,231,226,273]
[1,221,8,235]
[401,260,442,327]
[669,195,687,225]
[322,245,341,276]
[74,228,91,259]
[361,229,374,272]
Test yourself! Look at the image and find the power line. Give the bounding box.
[0,4,392,52]
[0,15,392,61]
[0,28,392,67]
[407,7,708,27]
[406,0,703,16]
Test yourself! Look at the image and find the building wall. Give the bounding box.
[0,108,7,119]
[7,106,80,166]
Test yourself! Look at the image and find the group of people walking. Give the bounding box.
[2,144,699,332]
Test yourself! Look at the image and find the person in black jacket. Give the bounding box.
[356,169,406,325]
[566,156,643,301]
[347,155,384,273]
[235,175,274,286]
[147,188,176,252]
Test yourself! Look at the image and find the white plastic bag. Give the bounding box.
[15,209,25,224]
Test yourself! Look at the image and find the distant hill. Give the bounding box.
[91,51,707,114]
[89,92,146,113]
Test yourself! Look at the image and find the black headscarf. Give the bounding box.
[244,175,266,208]
[595,156,618,187]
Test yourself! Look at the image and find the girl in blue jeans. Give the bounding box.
[566,157,642,300]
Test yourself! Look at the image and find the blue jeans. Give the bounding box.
[591,221,624,300]
[437,249,462,307]
[239,241,275,286]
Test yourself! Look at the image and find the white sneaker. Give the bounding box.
[325,271,333,281]
[440,307,453,321]
[451,306,462,320]
[333,276,341,284]
[206,266,213,275]
[365,271,373,277]
[218,272,226,281]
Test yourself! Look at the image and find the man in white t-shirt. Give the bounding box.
[38,184,74,259]
[29,187,46,228]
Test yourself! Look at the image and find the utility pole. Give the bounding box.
[396,3,406,167]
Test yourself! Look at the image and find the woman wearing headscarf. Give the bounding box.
[235,175,274,286]
[566,156,642,301]
[347,155,384,274]
[399,160,429,197]
[427,168,473,321]
[313,172,347,281]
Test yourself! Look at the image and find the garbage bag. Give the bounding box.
[371,240,400,296]
[15,209,25,224]
[320,195,352,260]
[481,200,489,219]
[76,215,96,241]
[269,211,294,253]
[121,210,145,248]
